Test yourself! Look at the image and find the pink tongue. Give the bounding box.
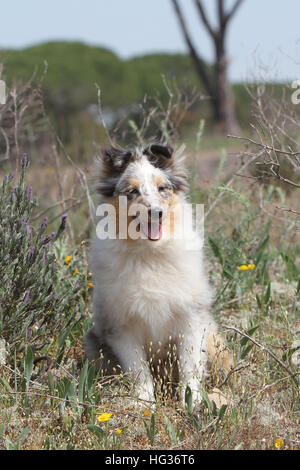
[141,221,162,240]
[140,220,162,240]
[148,221,161,240]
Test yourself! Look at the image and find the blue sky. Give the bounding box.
[1,0,299,82]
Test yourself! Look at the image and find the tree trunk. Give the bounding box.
[171,0,244,135]
[213,45,240,133]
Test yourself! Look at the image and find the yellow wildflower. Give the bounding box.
[97,412,113,422]
[88,282,93,288]
[144,410,150,417]
[275,437,283,449]
[238,263,256,271]
[238,265,249,271]
[115,428,122,435]
[64,255,72,266]
[73,268,79,276]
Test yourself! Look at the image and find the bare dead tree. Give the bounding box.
[171,0,245,133]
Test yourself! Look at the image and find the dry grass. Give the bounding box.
[1,287,299,451]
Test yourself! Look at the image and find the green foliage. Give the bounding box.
[1,42,202,118]
[49,360,100,417]
[127,53,203,102]
[87,423,123,450]
[143,412,158,445]
[208,211,271,306]
[255,281,272,315]
[0,156,82,357]
[185,385,193,416]
[3,426,30,450]
[239,325,259,359]
[2,42,126,109]
[183,386,228,444]
[164,416,184,446]
[23,346,34,392]
[280,250,299,282]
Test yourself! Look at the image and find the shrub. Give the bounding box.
[0,155,82,357]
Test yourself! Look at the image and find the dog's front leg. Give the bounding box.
[107,331,155,404]
[177,325,209,406]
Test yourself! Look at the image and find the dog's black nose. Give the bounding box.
[148,207,163,219]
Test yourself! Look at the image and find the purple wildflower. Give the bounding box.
[56,213,68,236]
[23,290,30,304]
[41,217,48,232]
[28,246,35,260]
[21,153,29,169]
[43,231,55,245]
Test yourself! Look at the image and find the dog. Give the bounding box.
[84,143,232,406]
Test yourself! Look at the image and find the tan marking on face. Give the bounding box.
[159,191,180,238]
[168,191,179,208]
[154,174,164,187]
[128,178,141,190]
[159,189,179,210]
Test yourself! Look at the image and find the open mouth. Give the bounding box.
[139,219,162,241]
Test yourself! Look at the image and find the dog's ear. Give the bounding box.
[143,143,174,167]
[102,146,133,172]
[144,143,189,193]
[96,146,133,197]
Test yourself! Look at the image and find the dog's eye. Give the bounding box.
[128,188,139,195]
[158,186,166,192]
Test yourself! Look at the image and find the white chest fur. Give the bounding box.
[91,234,211,342]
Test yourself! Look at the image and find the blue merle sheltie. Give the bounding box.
[84,143,232,406]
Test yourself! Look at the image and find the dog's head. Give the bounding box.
[95,143,188,242]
